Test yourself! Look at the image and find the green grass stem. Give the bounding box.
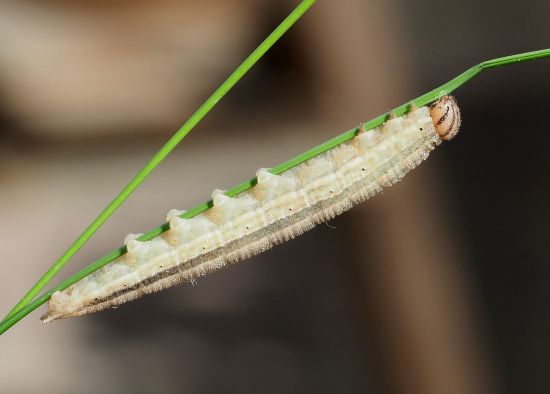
[0,47,548,335]
[1,0,318,326]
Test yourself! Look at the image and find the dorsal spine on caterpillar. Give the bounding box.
[42,98,460,323]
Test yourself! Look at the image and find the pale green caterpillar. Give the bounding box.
[42,96,461,323]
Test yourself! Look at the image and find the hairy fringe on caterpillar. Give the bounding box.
[42,96,461,323]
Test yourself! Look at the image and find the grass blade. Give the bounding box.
[1,0,318,326]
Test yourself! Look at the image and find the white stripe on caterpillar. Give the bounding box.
[42,99,460,323]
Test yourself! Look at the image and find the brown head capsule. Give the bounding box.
[429,95,461,140]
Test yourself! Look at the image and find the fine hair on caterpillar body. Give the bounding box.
[42,99,461,323]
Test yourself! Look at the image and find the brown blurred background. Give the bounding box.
[1,1,549,393]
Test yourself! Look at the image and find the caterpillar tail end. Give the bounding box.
[40,291,71,324]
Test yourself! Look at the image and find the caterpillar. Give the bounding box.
[42,96,461,323]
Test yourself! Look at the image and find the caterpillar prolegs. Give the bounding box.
[42,96,461,323]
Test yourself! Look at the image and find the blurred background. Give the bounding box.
[0,0,549,393]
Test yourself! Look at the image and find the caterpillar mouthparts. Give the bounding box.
[42,98,460,323]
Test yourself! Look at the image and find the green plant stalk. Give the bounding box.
[1,0,318,325]
[1,48,549,336]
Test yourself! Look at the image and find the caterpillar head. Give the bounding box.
[429,95,461,141]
